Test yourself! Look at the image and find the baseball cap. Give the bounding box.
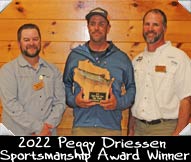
[85,7,110,22]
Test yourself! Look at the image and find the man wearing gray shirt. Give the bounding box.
[0,23,66,136]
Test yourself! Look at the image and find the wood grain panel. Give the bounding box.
[58,107,73,129]
[0,0,191,20]
[0,41,80,63]
[0,0,191,134]
[1,41,191,66]
[0,20,88,41]
[0,20,191,42]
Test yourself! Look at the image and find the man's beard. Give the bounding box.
[21,47,41,58]
[90,31,107,43]
[143,31,163,44]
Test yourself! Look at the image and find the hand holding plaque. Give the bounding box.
[74,60,114,102]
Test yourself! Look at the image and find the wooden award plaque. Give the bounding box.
[74,60,114,102]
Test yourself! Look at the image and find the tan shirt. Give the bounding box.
[132,41,191,121]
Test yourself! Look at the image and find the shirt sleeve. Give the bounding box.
[175,53,191,100]
[63,53,79,108]
[114,59,136,110]
[44,68,66,127]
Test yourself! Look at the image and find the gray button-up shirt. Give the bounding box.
[0,54,66,135]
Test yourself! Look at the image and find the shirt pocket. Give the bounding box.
[154,65,177,107]
[153,65,176,89]
[134,67,145,91]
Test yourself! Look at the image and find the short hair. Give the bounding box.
[143,9,167,27]
[17,23,41,41]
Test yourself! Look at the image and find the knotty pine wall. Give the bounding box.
[0,0,191,135]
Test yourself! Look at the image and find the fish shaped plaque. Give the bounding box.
[74,60,114,102]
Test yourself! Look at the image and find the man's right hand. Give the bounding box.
[33,123,53,136]
[75,89,97,108]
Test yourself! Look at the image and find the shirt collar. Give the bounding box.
[144,41,171,53]
[18,54,47,68]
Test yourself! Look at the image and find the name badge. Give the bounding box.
[33,81,44,91]
[155,65,166,73]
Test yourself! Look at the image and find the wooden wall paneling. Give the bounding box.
[1,0,191,20]
[1,41,191,68]
[58,108,73,129]
[1,0,191,135]
[0,20,191,42]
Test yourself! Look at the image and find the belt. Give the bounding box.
[139,119,176,125]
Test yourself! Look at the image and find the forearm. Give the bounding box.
[115,86,135,110]
[46,72,66,127]
[1,97,43,134]
[45,103,65,127]
[173,96,191,135]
